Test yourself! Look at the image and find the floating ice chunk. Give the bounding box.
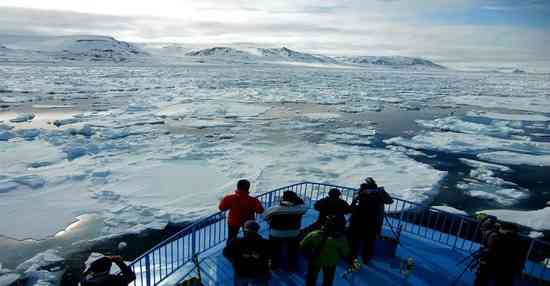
[477,151,550,167]
[16,128,41,140]
[16,249,64,273]
[386,145,430,157]
[0,130,14,141]
[448,95,550,113]
[529,231,544,239]
[432,205,468,216]
[0,124,13,130]
[301,112,341,121]
[0,181,18,193]
[10,113,35,123]
[467,111,550,122]
[0,273,20,286]
[63,144,98,160]
[338,127,376,137]
[479,207,550,231]
[12,175,46,189]
[53,117,81,127]
[416,116,523,137]
[67,125,94,137]
[385,131,550,155]
[176,118,236,128]
[90,190,120,201]
[338,103,382,113]
[465,186,528,206]
[158,101,270,119]
[459,158,511,172]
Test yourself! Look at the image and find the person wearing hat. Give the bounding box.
[313,188,351,232]
[301,216,349,286]
[223,220,272,286]
[263,191,307,271]
[474,219,526,286]
[219,179,264,243]
[347,177,393,264]
[81,256,136,286]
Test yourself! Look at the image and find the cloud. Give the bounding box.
[0,2,548,64]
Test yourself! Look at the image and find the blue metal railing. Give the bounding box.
[126,182,550,286]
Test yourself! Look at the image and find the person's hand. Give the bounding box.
[107,256,124,262]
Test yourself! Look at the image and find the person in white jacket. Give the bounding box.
[263,191,308,271]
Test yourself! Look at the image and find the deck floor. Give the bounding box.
[186,210,481,286]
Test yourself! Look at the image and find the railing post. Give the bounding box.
[453,219,465,250]
[523,239,535,277]
[144,255,152,286]
[191,225,197,258]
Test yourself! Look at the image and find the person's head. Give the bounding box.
[364,177,378,189]
[237,179,251,193]
[498,221,519,234]
[328,188,341,199]
[282,190,303,205]
[89,257,112,274]
[243,220,260,236]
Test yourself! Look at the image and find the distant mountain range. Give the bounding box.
[185,46,444,68]
[0,35,446,69]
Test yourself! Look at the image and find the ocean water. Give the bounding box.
[1,63,549,272]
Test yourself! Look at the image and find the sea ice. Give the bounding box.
[479,207,550,231]
[385,131,550,155]
[416,116,523,138]
[477,151,550,167]
[432,205,468,216]
[466,111,550,122]
[448,95,550,113]
[0,131,14,141]
[10,113,35,123]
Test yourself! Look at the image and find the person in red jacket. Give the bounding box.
[219,179,264,243]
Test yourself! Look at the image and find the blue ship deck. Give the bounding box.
[190,210,477,286]
[126,182,550,286]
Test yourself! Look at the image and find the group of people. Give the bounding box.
[76,178,527,286]
[220,178,393,286]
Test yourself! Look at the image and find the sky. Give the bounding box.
[0,0,549,65]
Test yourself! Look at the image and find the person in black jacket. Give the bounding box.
[81,256,136,286]
[474,219,525,286]
[347,178,393,264]
[314,188,351,233]
[263,191,307,271]
[224,220,272,286]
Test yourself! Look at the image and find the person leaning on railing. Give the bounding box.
[223,220,272,286]
[219,179,264,243]
[81,256,136,286]
[263,190,307,271]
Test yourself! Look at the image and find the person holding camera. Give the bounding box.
[474,217,525,286]
[81,255,136,286]
[347,177,393,265]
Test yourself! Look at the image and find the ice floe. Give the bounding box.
[477,151,550,167]
[15,249,64,286]
[10,113,35,123]
[416,116,523,138]
[448,95,550,113]
[432,205,468,216]
[385,131,550,155]
[467,111,550,122]
[479,207,550,231]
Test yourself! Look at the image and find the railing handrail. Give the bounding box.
[128,181,550,285]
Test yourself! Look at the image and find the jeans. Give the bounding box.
[306,262,336,286]
[269,236,300,270]
[234,276,269,286]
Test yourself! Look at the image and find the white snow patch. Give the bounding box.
[416,116,523,137]
[459,158,512,172]
[477,151,550,167]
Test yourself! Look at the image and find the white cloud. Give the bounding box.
[0,1,548,65]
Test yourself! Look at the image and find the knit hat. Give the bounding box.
[243,220,260,233]
[364,177,378,189]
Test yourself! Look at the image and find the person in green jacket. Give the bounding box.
[300,216,349,286]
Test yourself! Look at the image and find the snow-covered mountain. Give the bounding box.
[186,46,337,64]
[337,56,446,69]
[0,35,149,62]
[185,46,444,68]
